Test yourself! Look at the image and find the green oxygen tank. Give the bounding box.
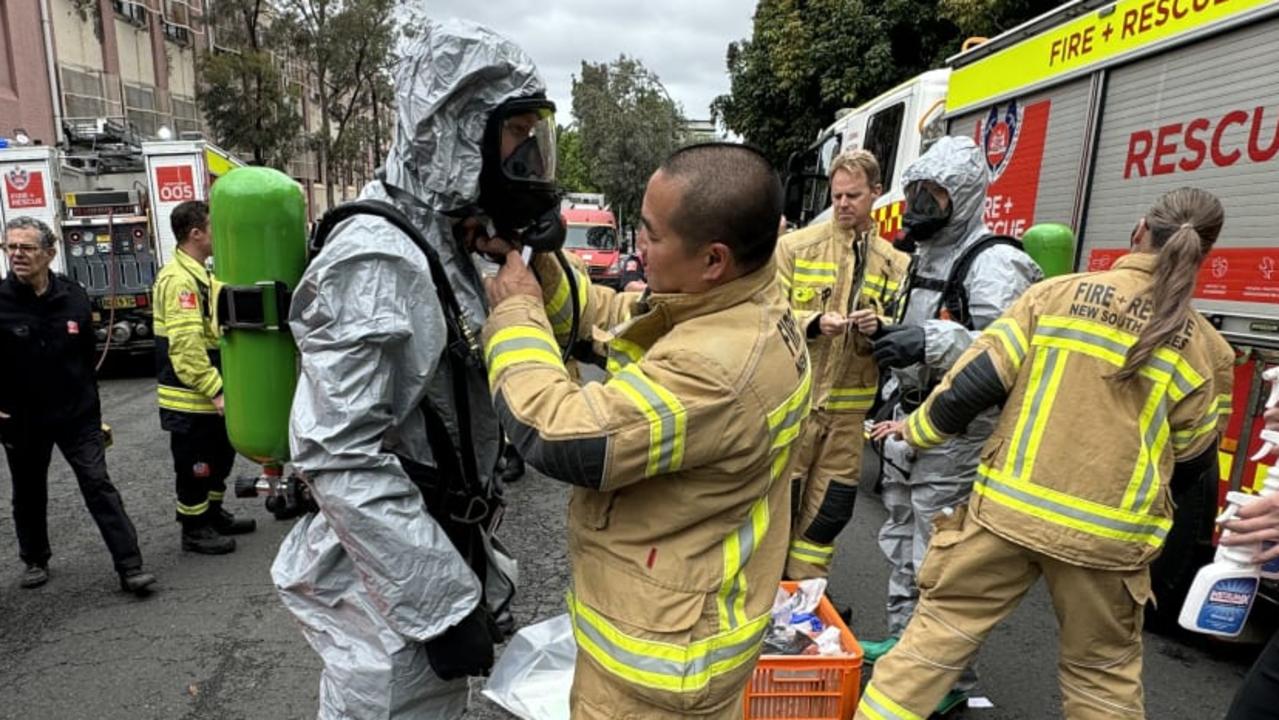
[210,167,307,465]
[1022,223,1076,278]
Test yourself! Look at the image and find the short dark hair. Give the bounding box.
[658,142,783,272]
[170,200,209,246]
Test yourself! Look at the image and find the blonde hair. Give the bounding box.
[1113,187,1224,381]
[829,149,881,188]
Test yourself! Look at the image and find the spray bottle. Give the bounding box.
[1177,366,1278,636]
[1249,366,1279,579]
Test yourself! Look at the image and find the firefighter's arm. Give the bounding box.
[159,275,222,398]
[532,251,637,349]
[484,296,736,491]
[902,292,1035,450]
[1169,346,1236,461]
[923,245,1042,373]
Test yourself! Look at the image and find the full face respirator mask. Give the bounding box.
[477,95,565,253]
[901,180,953,249]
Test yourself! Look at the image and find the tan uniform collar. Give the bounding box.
[638,258,779,328]
[1110,252,1158,274]
[826,216,872,250]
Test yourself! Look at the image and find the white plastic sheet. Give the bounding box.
[482,614,576,720]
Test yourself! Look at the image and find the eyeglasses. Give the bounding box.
[2,244,45,255]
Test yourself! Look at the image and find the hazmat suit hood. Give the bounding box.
[383,18,548,214]
[901,136,990,251]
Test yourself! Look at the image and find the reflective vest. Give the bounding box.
[775,217,909,414]
[484,258,811,709]
[904,253,1235,570]
[154,248,222,432]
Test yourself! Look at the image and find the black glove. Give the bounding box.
[424,602,501,680]
[872,325,926,368]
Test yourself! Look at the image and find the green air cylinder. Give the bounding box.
[210,167,308,465]
[1022,223,1076,278]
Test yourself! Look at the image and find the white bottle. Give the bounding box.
[1249,366,1279,579]
[1178,491,1262,637]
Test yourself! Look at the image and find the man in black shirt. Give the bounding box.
[0,217,155,595]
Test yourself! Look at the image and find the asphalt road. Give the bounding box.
[0,370,1264,719]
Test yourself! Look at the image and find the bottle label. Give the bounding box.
[1197,577,1259,634]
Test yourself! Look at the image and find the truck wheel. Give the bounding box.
[1146,459,1219,633]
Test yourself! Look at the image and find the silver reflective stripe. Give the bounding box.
[1146,354,1198,398]
[615,370,680,474]
[722,573,745,629]
[573,611,765,681]
[1036,324,1129,358]
[982,474,1170,542]
[1012,348,1062,479]
[1129,398,1169,512]
[485,336,559,365]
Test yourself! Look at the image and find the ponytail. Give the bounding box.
[1113,188,1223,382]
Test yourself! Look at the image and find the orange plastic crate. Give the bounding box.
[743,582,864,720]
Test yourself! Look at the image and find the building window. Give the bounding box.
[113,0,149,28]
[124,83,162,138]
[171,96,202,136]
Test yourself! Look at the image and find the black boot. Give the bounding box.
[210,506,256,535]
[119,568,156,595]
[182,523,236,554]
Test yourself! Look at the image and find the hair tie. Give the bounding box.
[1180,223,1194,230]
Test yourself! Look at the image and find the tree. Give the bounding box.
[713,0,961,169]
[556,125,598,194]
[940,0,1065,37]
[572,56,684,233]
[197,0,302,167]
[278,0,399,207]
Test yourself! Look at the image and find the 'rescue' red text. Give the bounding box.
[1124,106,1279,178]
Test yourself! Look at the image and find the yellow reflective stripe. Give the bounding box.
[606,337,646,376]
[1174,398,1223,453]
[987,318,1028,370]
[1033,316,1204,396]
[860,682,926,720]
[158,385,218,413]
[788,539,834,566]
[907,408,946,449]
[485,326,565,384]
[719,496,769,631]
[1123,389,1170,514]
[568,591,769,694]
[795,259,838,272]
[1217,393,1233,422]
[826,385,876,411]
[207,490,225,502]
[1003,347,1066,480]
[767,365,813,451]
[611,366,687,477]
[176,500,210,516]
[977,465,1170,547]
[546,268,588,339]
[778,273,792,289]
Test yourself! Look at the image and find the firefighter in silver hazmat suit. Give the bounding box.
[862,136,1042,706]
[270,20,557,719]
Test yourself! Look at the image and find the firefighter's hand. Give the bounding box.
[1222,492,1279,564]
[819,312,850,336]
[212,394,225,415]
[624,280,648,293]
[485,250,542,307]
[849,309,881,336]
[424,603,500,680]
[870,419,905,441]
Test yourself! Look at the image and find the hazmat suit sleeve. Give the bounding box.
[287,236,482,641]
[483,294,738,491]
[903,288,1038,449]
[922,245,1042,373]
[157,271,222,398]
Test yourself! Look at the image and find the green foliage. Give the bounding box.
[714,0,966,168]
[572,56,684,231]
[941,0,1066,37]
[197,1,302,167]
[556,126,598,194]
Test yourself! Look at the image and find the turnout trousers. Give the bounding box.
[169,415,236,526]
[786,409,865,579]
[570,649,745,720]
[856,507,1150,720]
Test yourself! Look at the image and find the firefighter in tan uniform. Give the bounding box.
[482,144,810,719]
[858,187,1236,720]
[154,201,254,556]
[775,150,908,579]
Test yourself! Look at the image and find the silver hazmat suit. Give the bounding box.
[270,19,540,720]
[877,137,1043,648]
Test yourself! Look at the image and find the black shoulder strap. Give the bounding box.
[309,199,486,499]
[941,234,1024,330]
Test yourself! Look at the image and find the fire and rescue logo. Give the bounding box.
[4,167,46,209]
[178,290,198,310]
[982,101,1023,183]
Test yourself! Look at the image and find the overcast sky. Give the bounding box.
[413,1,757,123]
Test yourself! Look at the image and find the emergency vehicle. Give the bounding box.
[0,145,66,278]
[783,68,951,237]
[562,200,631,289]
[142,140,242,265]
